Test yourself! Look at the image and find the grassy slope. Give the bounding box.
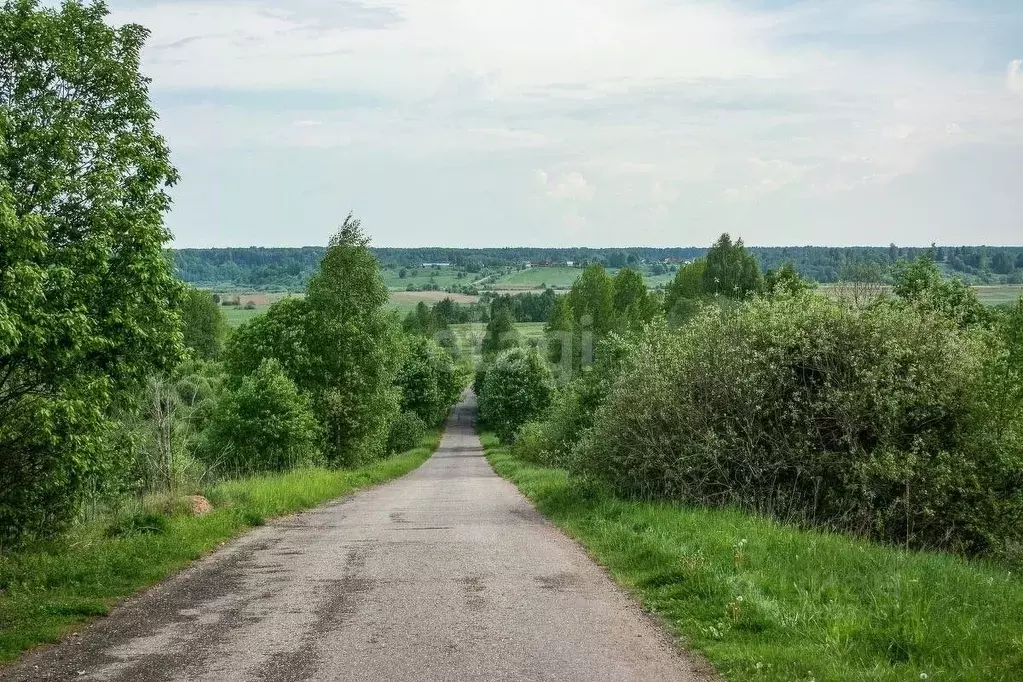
[482,436,1023,682]
[0,435,439,663]
[381,266,472,291]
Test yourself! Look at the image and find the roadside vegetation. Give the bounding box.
[0,0,464,662]
[474,234,1023,680]
[483,437,1023,682]
[0,436,438,662]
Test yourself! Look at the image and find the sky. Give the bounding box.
[106,0,1023,248]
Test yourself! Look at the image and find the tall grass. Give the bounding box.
[483,435,1023,682]
[0,434,438,663]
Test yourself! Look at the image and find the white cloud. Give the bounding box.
[1010,59,1023,94]
[537,171,596,202]
[106,0,1023,246]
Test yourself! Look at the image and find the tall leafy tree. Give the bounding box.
[180,287,227,360]
[482,306,520,358]
[703,233,762,298]
[304,214,400,465]
[611,268,657,331]
[567,263,615,340]
[1,0,180,543]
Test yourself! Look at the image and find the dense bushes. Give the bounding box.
[387,412,428,454]
[574,293,1023,558]
[396,336,463,426]
[205,359,319,474]
[477,348,555,442]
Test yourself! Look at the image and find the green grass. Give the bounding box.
[381,266,477,291]
[492,267,582,290]
[973,285,1023,306]
[481,435,1023,682]
[490,267,678,291]
[222,304,270,327]
[0,435,439,663]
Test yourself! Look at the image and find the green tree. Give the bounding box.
[180,287,227,359]
[892,257,990,328]
[991,251,1014,275]
[764,263,812,296]
[611,267,657,331]
[664,258,708,322]
[703,233,763,298]
[544,294,574,368]
[482,306,520,357]
[567,263,615,340]
[223,297,314,389]
[396,336,461,426]
[478,347,556,443]
[0,0,180,543]
[205,359,318,474]
[403,301,442,338]
[304,214,401,466]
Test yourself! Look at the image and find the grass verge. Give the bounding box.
[0,433,439,663]
[481,434,1023,682]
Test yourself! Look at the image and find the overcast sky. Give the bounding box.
[109,0,1023,248]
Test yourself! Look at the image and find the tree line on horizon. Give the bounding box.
[172,244,1023,290]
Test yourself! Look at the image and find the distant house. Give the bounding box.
[565,261,575,267]
[523,262,533,268]
[421,262,450,268]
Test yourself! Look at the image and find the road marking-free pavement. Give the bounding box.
[3,396,711,681]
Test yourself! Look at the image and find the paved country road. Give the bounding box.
[2,396,710,682]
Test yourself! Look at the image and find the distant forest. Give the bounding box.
[172,245,1023,290]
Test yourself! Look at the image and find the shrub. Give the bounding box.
[577,292,1023,559]
[387,411,427,454]
[396,337,463,426]
[515,332,639,467]
[479,348,556,443]
[205,359,319,474]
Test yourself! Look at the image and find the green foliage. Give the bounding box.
[892,256,990,328]
[0,443,436,663]
[180,288,227,360]
[516,333,639,467]
[546,263,656,375]
[387,411,427,454]
[222,297,314,388]
[567,263,615,340]
[403,301,444,337]
[205,359,319,474]
[304,215,401,466]
[664,258,708,322]
[577,293,1023,558]
[478,347,556,443]
[482,306,520,357]
[485,440,1023,682]
[664,235,764,324]
[396,336,462,426]
[0,0,180,544]
[765,262,813,296]
[611,268,658,332]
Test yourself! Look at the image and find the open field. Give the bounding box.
[491,267,582,290]
[819,283,1023,307]
[387,290,480,315]
[381,266,480,291]
[973,285,1023,305]
[483,436,1023,682]
[490,267,675,291]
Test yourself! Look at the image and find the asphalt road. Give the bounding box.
[3,396,709,682]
